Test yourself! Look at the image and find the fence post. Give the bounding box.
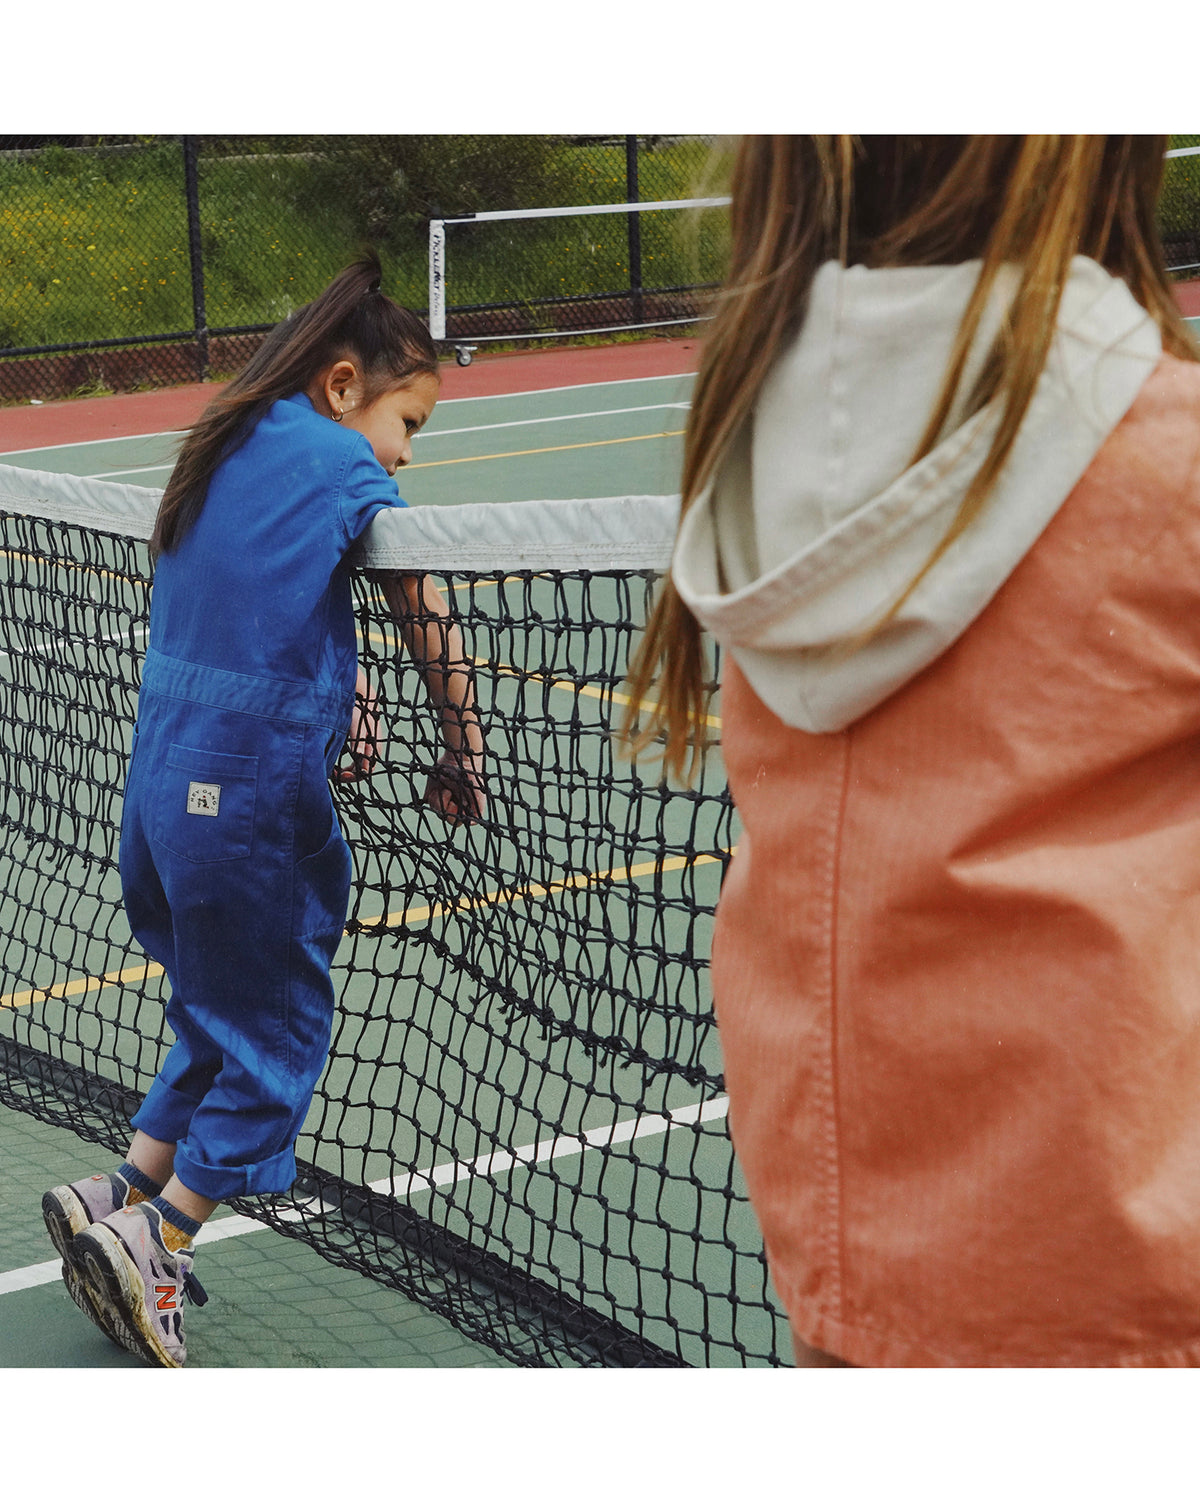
[182,136,209,382]
[626,135,644,328]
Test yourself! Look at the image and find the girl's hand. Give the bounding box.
[423,751,487,827]
[336,669,380,782]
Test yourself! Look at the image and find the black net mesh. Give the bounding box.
[0,490,789,1368]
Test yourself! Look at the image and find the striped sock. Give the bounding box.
[149,1196,203,1256]
[116,1161,162,1206]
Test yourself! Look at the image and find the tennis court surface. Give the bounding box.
[0,339,792,1369]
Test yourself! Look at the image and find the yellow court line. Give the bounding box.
[476,658,724,732]
[1,548,149,586]
[408,430,685,469]
[358,628,723,732]
[1,848,733,1008]
[363,849,732,931]
[557,677,724,732]
[2,958,164,1011]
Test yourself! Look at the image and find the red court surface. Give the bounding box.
[1176,279,1200,317]
[5,284,1198,456]
[0,338,702,455]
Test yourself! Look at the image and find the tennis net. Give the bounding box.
[0,461,788,1367]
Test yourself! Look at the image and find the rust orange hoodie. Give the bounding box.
[673,257,1200,1365]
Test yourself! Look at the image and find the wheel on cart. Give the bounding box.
[455,347,473,367]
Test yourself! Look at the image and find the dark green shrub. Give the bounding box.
[309,136,566,241]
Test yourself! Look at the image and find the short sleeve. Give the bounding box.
[336,436,409,546]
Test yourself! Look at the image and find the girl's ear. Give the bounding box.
[317,359,364,420]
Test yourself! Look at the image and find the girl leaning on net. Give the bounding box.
[626,136,1200,1366]
[41,252,486,1369]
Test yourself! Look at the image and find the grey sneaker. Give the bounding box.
[73,1201,207,1369]
[42,1172,144,1343]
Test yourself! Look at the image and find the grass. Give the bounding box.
[1162,137,1200,242]
[19,135,1195,372]
[0,144,191,348]
[0,138,727,354]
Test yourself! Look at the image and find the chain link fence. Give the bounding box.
[0,135,726,403]
[1161,136,1200,273]
[3,135,1199,404]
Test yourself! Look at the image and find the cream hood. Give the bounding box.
[672,256,1162,732]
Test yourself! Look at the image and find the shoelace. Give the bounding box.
[181,1267,208,1307]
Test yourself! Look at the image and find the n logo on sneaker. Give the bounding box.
[154,1283,178,1313]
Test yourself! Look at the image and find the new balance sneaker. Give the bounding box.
[72,1202,207,1369]
[42,1172,145,1342]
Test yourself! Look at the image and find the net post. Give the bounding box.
[428,217,446,341]
[181,136,209,383]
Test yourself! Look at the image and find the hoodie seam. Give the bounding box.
[818,730,852,1322]
[824,264,851,531]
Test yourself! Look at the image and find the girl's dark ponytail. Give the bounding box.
[152,252,437,557]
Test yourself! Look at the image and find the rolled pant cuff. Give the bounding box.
[131,1076,204,1145]
[171,1141,298,1202]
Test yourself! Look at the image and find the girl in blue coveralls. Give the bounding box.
[41,253,486,1368]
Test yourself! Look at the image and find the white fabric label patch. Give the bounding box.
[186,782,221,817]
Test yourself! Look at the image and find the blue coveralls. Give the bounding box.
[119,393,405,1202]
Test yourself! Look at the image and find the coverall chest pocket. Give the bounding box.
[152,743,259,863]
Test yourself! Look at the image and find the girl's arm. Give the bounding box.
[372,570,487,826]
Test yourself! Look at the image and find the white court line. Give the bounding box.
[0,1094,729,1297]
[0,372,699,461]
[0,1261,64,1294]
[84,400,695,479]
[365,1094,729,1201]
[421,401,690,440]
[89,464,175,481]
[0,620,147,667]
[0,432,188,459]
[435,370,697,406]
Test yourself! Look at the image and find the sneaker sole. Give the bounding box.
[73,1223,184,1369]
[41,1188,124,1347]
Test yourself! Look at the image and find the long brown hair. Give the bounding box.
[625,136,1198,780]
[152,251,438,556]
